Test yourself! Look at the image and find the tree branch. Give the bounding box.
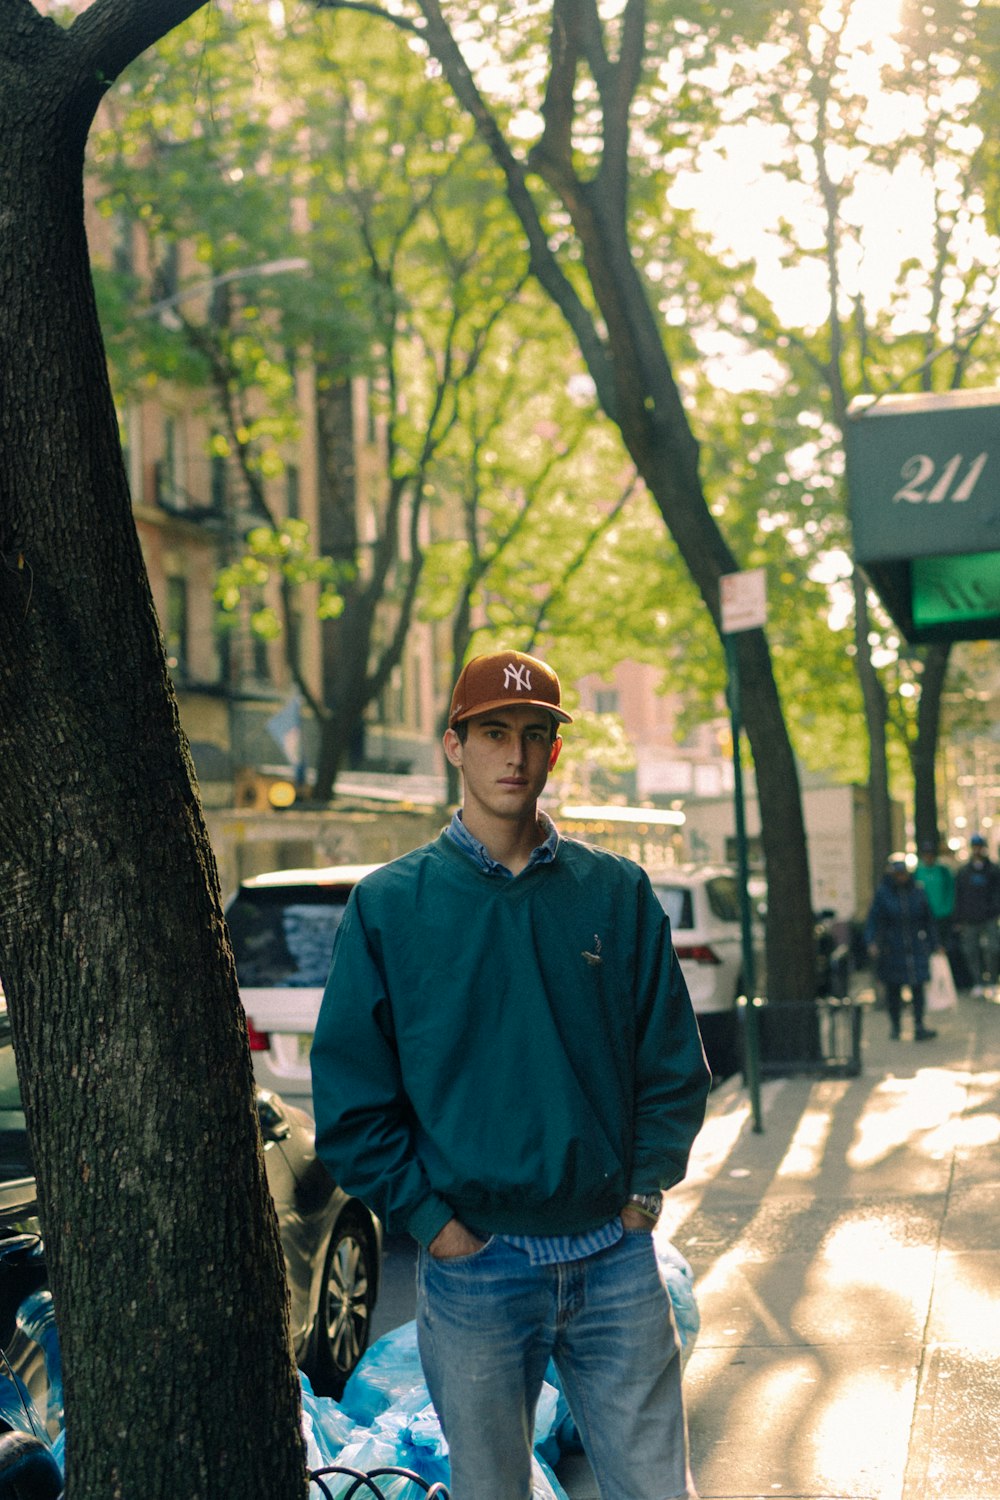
[70,0,208,85]
[523,471,639,647]
[312,0,424,35]
[535,0,582,179]
[412,0,618,418]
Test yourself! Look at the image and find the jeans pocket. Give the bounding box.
[427,1234,496,1266]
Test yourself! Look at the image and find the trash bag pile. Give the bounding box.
[0,1238,696,1500]
[302,1321,568,1499]
[301,1237,698,1498]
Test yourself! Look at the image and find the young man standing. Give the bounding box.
[311,650,711,1500]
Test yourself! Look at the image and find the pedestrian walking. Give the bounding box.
[865,855,940,1041]
[954,833,1000,992]
[311,649,711,1500]
[914,837,956,958]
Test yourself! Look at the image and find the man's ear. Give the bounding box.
[548,735,562,771]
[443,727,464,769]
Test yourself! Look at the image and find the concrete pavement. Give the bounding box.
[559,987,1000,1500]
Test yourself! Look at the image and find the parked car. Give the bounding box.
[227,859,763,1093]
[0,993,380,1408]
[647,865,764,1080]
[225,864,381,1117]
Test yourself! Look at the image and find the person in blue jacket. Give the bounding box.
[311,649,711,1500]
[865,855,940,1041]
[954,833,1000,992]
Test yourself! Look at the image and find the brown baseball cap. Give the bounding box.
[448,651,572,727]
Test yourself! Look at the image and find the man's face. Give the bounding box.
[443,705,561,825]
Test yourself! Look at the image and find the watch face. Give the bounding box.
[631,1192,662,1215]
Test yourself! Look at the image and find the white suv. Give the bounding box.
[647,865,762,1080]
[227,859,757,1108]
[226,865,381,1116]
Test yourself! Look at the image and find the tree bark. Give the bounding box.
[912,643,951,849]
[0,8,306,1495]
[852,569,894,884]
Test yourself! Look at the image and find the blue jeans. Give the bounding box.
[416,1231,696,1500]
[961,920,999,986]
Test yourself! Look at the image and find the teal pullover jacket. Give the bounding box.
[311,833,711,1247]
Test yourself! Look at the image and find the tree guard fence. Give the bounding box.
[309,1466,450,1499]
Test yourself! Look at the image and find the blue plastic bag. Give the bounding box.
[339,1322,425,1427]
[655,1238,700,1351]
[310,1324,571,1499]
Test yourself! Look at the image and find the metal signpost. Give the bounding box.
[720,569,766,1132]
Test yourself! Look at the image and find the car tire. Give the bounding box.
[306,1205,377,1398]
[0,1430,62,1499]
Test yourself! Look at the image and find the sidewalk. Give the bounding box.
[558,990,1000,1500]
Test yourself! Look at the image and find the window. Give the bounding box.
[705,876,741,923]
[651,886,693,930]
[156,417,188,511]
[227,887,350,988]
[286,464,300,519]
[165,576,188,679]
[211,452,228,513]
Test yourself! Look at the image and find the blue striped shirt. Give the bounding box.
[446,807,559,877]
[445,810,625,1264]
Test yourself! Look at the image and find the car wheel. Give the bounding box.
[0,1430,62,1499]
[307,1206,377,1397]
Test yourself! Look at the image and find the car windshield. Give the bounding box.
[651,885,693,930]
[704,875,741,923]
[651,874,746,930]
[228,887,349,987]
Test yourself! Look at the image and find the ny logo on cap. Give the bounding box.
[503,663,532,693]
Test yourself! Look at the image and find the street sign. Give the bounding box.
[720,568,767,634]
[846,388,1000,642]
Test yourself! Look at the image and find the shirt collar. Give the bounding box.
[446,809,559,879]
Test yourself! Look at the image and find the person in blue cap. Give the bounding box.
[865,855,940,1040]
[954,834,1000,993]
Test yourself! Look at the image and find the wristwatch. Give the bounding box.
[626,1191,663,1220]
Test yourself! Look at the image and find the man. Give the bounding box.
[914,837,955,955]
[865,855,939,1041]
[954,833,1000,993]
[311,649,710,1500]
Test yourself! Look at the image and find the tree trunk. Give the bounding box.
[0,9,305,1496]
[853,569,894,884]
[311,598,378,799]
[442,593,475,806]
[912,643,951,849]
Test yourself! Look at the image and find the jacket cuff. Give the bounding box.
[407,1194,455,1249]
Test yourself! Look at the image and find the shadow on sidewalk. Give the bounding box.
[661,992,1000,1499]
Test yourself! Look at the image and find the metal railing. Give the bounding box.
[309,1467,449,1499]
[739,992,865,1133]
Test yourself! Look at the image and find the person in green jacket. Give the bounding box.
[311,649,710,1500]
[914,837,956,956]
